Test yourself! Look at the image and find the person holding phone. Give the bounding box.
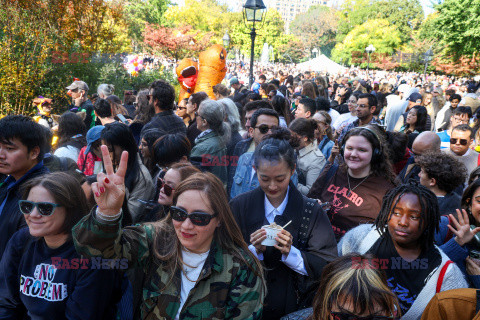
[66,80,95,129]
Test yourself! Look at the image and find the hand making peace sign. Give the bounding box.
[91,145,129,216]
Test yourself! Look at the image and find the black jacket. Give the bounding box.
[229,183,338,319]
[0,162,49,260]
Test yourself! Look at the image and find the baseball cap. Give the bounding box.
[66,80,89,92]
[85,125,104,155]
[407,92,423,102]
[230,77,240,86]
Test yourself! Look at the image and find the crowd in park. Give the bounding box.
[2,59,480,320]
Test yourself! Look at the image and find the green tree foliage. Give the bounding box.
[276,38,308,63]
[424,0,480,59]
[229,9,294,61]
[290,5,338,57]
[164,0,229,35]
[337,0,423,44]
[125,0,171,49]
[332,19,402,67]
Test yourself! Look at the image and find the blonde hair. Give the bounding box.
[311,254,400,320]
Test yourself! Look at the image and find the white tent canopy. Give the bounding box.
[297,55,345,74]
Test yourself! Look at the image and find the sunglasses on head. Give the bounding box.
[19,200,62,216]
[255,124,277,134]
[158,178,175,197]
[330,312,395,320]
[450,138,469,145]
[170,206,217,226]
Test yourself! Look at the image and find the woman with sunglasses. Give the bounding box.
[73,146,265,320]
[157,163,200,218]
[282,254,401,320]
[0,172,120,319]
[190,99,231,185]
[176,98,190,126]
[313,254,400,320]
[230,128,338,320]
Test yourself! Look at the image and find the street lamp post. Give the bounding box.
[243,0,266,88]
[423,48,433,83]
[365,44,375,72]
[222,32,231,50]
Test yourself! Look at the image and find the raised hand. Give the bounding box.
[448,209,480,246]
[91,145,128,216]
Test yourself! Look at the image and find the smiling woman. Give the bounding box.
[73,145,265,320]
[0,172,121,319]
[308,125,396,241]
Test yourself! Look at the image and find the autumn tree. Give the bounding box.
[144,24,213,61]
[290,5,339,57]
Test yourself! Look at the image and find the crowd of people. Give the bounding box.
[1,61,480,319]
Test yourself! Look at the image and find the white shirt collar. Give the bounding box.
[264,186,290,224]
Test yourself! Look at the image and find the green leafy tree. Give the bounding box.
[424,0,480,59]
[290,5,339,57]
[229,9,290,61]
[332,19,402,67]
[336,0,423,44]
[125,0,171,49]
[276,38,308,63]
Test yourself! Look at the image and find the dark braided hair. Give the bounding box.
[374,181,440,250]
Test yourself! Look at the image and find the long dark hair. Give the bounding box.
[57,112,87,149]
[341,126,396,184]
[405,105,428,132]
[254,127,299,171]
[101,122,140,191]
[462,178,480,225]
[271,95,292,125]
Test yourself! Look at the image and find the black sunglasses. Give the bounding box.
[330,312,395,320]
[19,200,62,216]
[255,124,277,134]
[158,178,175,197]
[170,206,217,226]
[450,138,469,145]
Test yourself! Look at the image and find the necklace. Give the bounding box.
[347,172,370,198]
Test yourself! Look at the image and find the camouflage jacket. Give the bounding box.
[72,213,264,320]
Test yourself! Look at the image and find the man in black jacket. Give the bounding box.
[0,116,49,259]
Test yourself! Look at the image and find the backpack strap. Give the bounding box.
[297,197,317,250]
[436,260,453,293]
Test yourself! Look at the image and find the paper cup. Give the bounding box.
[261,226,281,246]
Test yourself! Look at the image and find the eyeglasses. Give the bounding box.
[255,124,277,134]
[158,178,175,197]
[330,312,395,320]
[19,200,62,216]
[357,104,369,108]
[170,206,217,226]
[450,138,469,145]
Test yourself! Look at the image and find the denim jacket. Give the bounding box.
[230,152,298,199]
